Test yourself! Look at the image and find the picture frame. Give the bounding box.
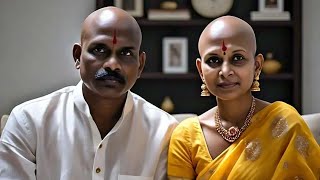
[114,0,143,17]
[162,37,188,74]
[259,0,284,13]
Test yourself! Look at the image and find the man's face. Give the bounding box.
[78,21,144,99]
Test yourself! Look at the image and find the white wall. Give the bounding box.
[303,0,320,114]
[0,0,95,115]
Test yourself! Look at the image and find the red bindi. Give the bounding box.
[222,40,227,55]
[112,29,117,45]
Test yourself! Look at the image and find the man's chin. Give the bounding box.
[96,88,128,99]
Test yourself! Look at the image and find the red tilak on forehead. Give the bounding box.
[112,29,117,45]
[222,40,227,55]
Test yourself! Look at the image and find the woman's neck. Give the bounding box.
[216,94,254,126]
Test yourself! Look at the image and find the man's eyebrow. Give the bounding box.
[121,46,135,50]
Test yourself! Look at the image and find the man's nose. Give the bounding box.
[102,56,121,71]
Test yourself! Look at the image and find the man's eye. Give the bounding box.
[93,47,106,54]
[120,50,133,56]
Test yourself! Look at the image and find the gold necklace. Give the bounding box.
[215,97,256,143]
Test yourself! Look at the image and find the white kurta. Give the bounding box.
[0,81,177,180]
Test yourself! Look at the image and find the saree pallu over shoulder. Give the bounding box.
[168,102,320,180]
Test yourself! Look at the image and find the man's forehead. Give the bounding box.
[97,10,116,23]
[82,21,137,43]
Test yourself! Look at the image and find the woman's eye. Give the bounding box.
[233,55,244,61]
[206,56,221,66]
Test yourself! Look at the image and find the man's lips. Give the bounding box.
[97,76,125,84]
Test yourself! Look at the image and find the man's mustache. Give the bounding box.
[95,68,125,84]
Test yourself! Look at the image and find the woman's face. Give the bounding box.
[197,37,262,101]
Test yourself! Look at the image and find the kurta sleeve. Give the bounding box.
[167,120,196,179]
[0,109,36,179]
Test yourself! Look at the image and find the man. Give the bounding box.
[0,7,177,179]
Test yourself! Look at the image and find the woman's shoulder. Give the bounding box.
[172,117,202,138]
[255,99,299,117]
[175,117,199,131]
[254,99,304,127]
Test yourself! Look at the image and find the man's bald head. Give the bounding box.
[80,6,142,46]
[198,16,256,57]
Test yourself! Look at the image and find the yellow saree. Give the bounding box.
[168,102,320,179]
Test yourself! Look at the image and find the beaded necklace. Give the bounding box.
[215,97,256,143]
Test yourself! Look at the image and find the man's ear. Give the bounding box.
[254,53,264,76]
[196,58,204,81]
[137,51,146,78]
[73,43,82,69]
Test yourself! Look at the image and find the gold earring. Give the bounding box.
[201,83,210,96]
[251,75,260,92]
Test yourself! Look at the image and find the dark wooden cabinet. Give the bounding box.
[96,0,302,114]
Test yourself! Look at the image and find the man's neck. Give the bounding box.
[82,87,127,138]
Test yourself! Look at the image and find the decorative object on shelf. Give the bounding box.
[148,1,191,20]
[262,52,282,74]
[114,0,143,17]
[162,37,188,74]
[160,1,178,10]
[250,0,290,21]
[161,96,175,113]
[191,0,233,18]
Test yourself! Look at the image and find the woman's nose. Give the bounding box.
[219,62,234,77]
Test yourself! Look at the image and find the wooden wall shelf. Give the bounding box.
[137,19,294,27]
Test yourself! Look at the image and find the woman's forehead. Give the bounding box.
[200,36,254,55]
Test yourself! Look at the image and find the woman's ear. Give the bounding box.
[196,58,204,80]
[254,53,264,75]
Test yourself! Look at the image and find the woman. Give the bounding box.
[167,16,320,179]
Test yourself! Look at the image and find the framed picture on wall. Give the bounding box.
[162,37,188,74]
[259,0,284,12]
[114,0,144,17]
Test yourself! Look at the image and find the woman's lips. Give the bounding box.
[217,82,239,88]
